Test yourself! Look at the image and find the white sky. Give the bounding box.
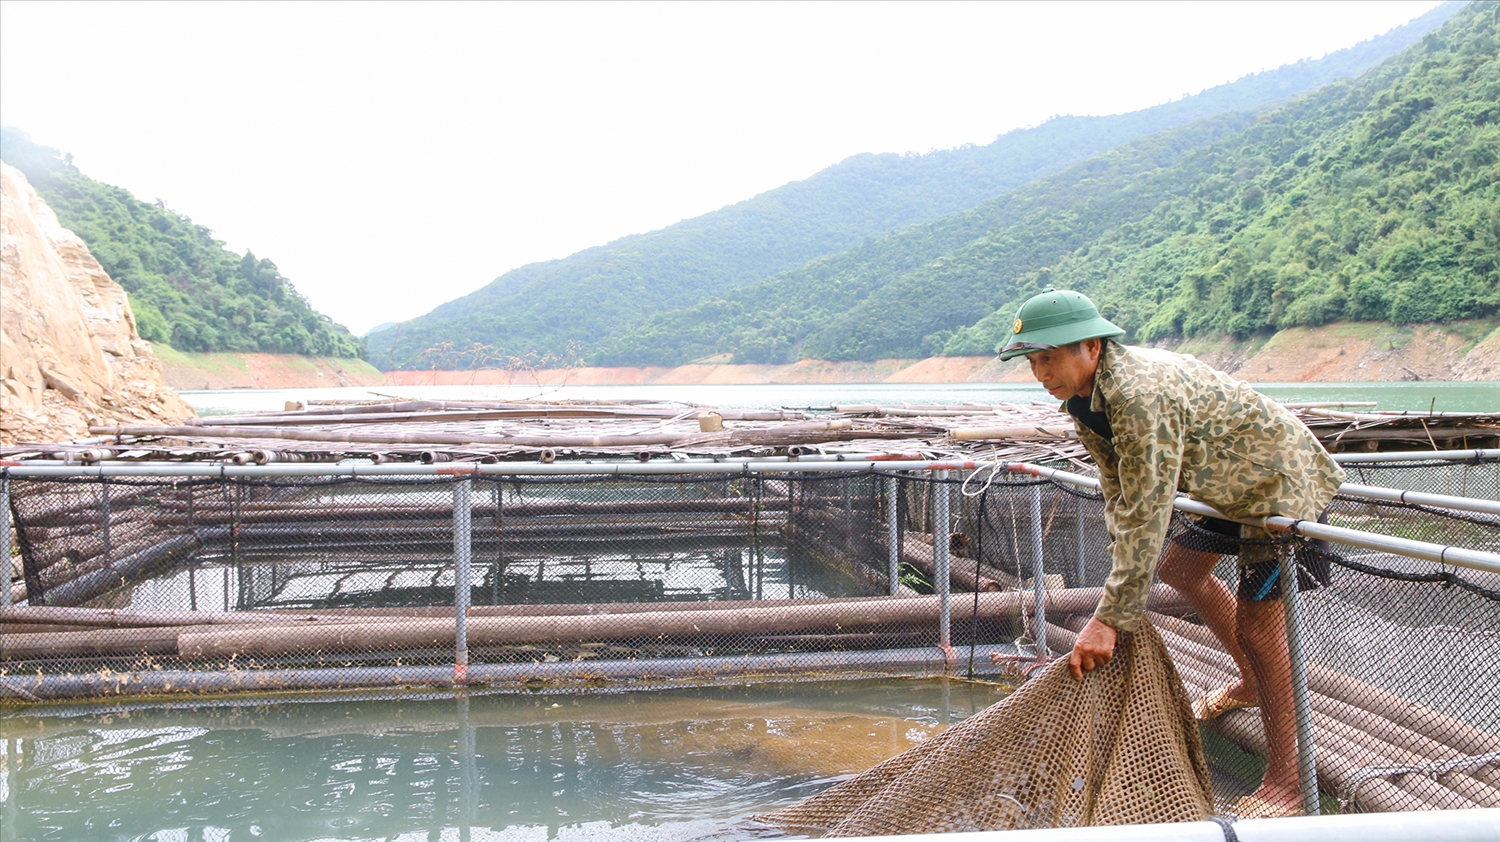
[1,0,1445,335]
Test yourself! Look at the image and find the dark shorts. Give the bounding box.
[1170,512,1334,602]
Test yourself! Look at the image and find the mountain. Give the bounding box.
[602,1,1498,364]
[1,162,194,445]
[0,129,363,358]
[368,2,1464,370]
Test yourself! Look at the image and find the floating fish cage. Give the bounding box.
[1,445,1498,816]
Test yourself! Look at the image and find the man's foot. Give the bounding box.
[1192,683,1258,721]
[1234,788,1302,819]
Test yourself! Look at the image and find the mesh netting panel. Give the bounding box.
[3,459,1497,819]
[759,623,1212,834]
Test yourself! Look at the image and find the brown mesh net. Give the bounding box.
[759,622,1213,836]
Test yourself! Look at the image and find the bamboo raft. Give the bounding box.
[2,397,1493,466]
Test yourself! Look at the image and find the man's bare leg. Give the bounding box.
[1236,597,1302,810]
[1156,543,1257,704]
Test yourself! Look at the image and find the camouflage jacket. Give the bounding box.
[1071,341,1346,631]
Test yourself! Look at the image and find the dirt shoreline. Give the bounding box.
[159,321,1499,390]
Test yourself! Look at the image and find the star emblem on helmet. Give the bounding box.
[1013,318,1024,334]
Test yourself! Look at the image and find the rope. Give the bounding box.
[1341,751,1500,810]
[1323,547,1500,602]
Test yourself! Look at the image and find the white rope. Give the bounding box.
[1342,750,1500,810]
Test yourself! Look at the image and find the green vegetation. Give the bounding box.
[368,2,1461,370]
[1009,1,1499,350]
[597,114,1260,364]
[0,128,363,358]
[605,2,1498,363]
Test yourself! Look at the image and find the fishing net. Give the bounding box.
[759,621,1213,836]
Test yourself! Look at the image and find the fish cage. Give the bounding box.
[1,450,1498,818]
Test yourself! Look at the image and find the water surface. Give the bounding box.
[0,678,1010,841]
[180,381,1497,417]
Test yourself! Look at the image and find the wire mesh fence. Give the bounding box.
[1,455,1496,815]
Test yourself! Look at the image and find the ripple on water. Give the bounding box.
[1,678,1005,840]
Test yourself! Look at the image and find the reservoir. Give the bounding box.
[178,381,1500,417]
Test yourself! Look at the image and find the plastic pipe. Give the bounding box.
[823,808,1500,842]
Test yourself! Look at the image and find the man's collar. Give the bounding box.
[1089,341,1112,413]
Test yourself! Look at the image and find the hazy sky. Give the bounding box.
[1,1,1445,335]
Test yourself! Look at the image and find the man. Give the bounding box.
[998,288,1345,818]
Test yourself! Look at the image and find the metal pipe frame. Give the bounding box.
[1009,463,1500,575]
[1278,547,1319,816]
[934,471,951,648]
[1,476,10,608]
[1029,484,1048,657]
[886,476,900,597]
[0,459,977,478]
[453,478,472,683]
[1333,448,1500,464]
[1338,482,1500,516]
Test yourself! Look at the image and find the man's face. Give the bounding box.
[1025,340,1101,400]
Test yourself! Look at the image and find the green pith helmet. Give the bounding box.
[997,288,1125,361]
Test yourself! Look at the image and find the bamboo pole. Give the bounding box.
[172,587,1169,660]
[195,400,806,422]
[1148,611,1500,796]
[950,426,1076,441]
[1159,627,1485,812]
[52,520,156,564]
[1157,605,1500,762]
[89,420,868,450]
[2,625,203,659]
[38,535,202,607]
[895,534,1005,592]
[186,406,810,426]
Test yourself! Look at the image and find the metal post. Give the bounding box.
[100,475,112,571]
[1280,546,1320,816]
[454,479,472,684]
[1030,484,1047,657]
[1072,492,1087,587]
[492,482,502,605]
[0,475,11,607]
[886,476,900,596]
[750,476,761,601]
[457,691,475,842]
[934,471,951,648]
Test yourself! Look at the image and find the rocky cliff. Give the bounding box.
[1,161,193,445]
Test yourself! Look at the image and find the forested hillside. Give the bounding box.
[945,1,1500,356]
[604,1,1498,364]
[368,2,1460,369]
[0,129,363,357]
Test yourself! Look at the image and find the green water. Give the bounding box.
[0,678,1012,842]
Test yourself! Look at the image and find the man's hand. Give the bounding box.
[1069,617,1118,681]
